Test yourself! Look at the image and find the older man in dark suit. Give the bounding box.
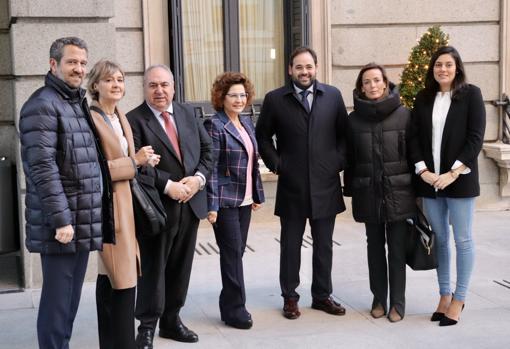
[127,65,212,348]
[256,47,348,320]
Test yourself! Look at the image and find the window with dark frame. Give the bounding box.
[168,0,308,119]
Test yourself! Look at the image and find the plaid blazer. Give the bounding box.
[204,111,265,211]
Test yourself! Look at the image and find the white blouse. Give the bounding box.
[431,92,451,174]
[108,114,128,156]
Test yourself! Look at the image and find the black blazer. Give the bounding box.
[256,82,347,219]
[409,84,486,198]
[127,101,213,220]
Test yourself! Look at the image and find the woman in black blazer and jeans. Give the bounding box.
[410,46,486,326]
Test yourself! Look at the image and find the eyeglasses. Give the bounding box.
[226,93,248,99]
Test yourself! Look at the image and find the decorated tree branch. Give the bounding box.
[399,26,449,108]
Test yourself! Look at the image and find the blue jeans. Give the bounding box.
[423,197,475,302]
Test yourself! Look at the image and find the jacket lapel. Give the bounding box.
[90,102,124,159]
[143,103,181,162]
[440,96,456,164]
[240,116,257,154]
[172,103,188,164]
[423,94,435,146]
[219,111,246,152]
[283,85,309,117]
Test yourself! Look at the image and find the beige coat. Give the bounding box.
[90,102,140,289]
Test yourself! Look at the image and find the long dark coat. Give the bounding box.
[256,82,347,219]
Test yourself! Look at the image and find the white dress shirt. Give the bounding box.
[293,84,314,109]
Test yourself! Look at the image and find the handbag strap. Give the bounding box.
[416,204,432,229]
[90,105,114,130]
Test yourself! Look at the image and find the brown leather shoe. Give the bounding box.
[283,299,301,319]
[312,296,346,316]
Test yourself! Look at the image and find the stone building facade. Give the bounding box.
[0,0,508,289]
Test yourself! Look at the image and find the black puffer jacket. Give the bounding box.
[344,84,415,223]
[20,72,106,254]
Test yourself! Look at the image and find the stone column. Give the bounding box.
[142,0,170,68]
[309,1,332,84]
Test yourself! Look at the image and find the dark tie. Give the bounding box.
[300,90,311,113]
[161,111,182,162]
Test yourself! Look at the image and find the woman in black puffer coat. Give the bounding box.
[344,63,415,322]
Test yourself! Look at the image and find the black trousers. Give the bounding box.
[365,221,407,317]
[37,251,89,349]
[96,274,136,349]
[135,202,199,331]
[213,205,252,322]
[279,215,336,301]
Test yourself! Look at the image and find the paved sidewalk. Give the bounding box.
[1,207,509,348]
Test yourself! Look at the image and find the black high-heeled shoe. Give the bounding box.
[432,293,454,321]
[439,303,465,326]
[430,312,445,321]
[439,315,457,326]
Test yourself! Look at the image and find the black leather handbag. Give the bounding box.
[131,166,167,238]
[406,207,438,271]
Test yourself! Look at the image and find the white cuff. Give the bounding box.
[414,161,427,175]
[164,179,173,195]
[452,160,471,174]
[195,171,206,190]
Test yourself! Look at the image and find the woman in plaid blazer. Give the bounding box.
[204,72,265,330]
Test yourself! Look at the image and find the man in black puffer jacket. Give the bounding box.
[19,37,112,349]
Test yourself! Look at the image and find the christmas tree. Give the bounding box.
[399,26,449,108]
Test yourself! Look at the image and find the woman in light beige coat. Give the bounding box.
[87,60,160,349]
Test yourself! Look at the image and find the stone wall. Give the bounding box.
[328,0,509,210]
[0,0,15,163]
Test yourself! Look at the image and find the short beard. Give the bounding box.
[292,77,315,90]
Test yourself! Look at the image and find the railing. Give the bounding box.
[504,98,510,144]
[492,94,510,144]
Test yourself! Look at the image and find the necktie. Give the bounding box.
[161,111,182,162]
[300,90,311,113]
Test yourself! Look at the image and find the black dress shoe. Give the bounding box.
[135,329,154,349]
[224,318,253,330]
[159,321,199,343]
[430,312,445,321]
[312,296,346,316]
